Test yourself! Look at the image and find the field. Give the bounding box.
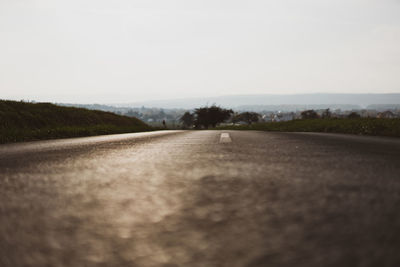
[0,100,152,143]
[218,118,400,137]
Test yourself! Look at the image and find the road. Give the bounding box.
[1,130,400,267]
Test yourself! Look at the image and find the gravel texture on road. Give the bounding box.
[1,130,400,267]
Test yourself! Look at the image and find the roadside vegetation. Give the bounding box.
[179,106,400,137]
[217,118,400,137]
[0,100,152,143]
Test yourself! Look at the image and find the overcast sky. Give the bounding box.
[1,0,399,103]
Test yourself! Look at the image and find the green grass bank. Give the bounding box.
[217,118,400,137]
[0,100,152,143]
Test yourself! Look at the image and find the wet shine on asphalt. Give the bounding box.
[1,130,400,267]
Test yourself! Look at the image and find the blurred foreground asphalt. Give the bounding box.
[1,130,400,267]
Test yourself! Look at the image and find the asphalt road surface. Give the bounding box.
[1,130,400,267]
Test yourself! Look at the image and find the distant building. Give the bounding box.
[377,111,396,119]
[360,109,378,118]
[272,112,295,122]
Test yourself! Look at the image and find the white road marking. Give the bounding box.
[220,133,232,143]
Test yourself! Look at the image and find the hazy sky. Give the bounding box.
[1,0,400,103]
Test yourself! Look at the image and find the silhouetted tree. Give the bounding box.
[232,112,260,124]
[180,112,194,128]
[347,112,361,119]
[301,110,319,119]
[321,109,332,119]
[194,105,233,128]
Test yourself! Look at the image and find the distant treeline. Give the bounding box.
[58,103,400,126]
[0,100,151,143]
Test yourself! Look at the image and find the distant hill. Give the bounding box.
[366,104,400,111]
[118,93,400,110]
[235,104,361,112]
[0,100,151,143]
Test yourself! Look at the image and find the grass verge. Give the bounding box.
[217,118,400,137]
[0,100,152,143]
